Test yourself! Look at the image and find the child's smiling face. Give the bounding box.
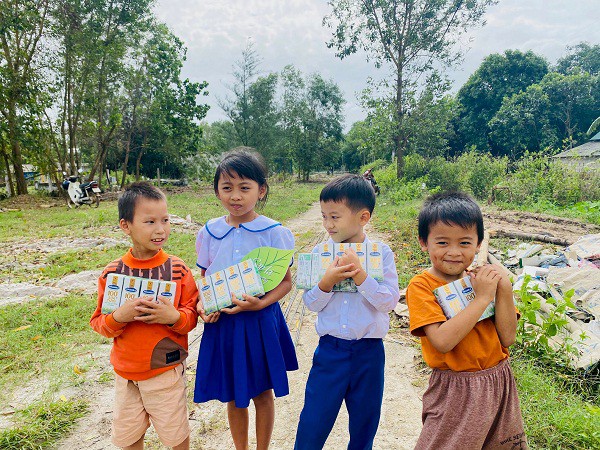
[419,221,480,282]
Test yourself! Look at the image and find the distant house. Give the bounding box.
[553,132,600,170]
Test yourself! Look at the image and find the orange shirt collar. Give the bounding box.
[122,248,169,269]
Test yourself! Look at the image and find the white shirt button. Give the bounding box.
[344,300,347,304]
[236,230,240,233]
[361,290,366,294]
[342,325,347,328]
[235,249,239,253]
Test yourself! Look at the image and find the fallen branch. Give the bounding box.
[489,229,572,246]
[476,230,491,266]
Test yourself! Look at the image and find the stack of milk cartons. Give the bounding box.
[101,274,177,314]
[296,242,384,292]
[198,259,265,314]
[432,276,495,322]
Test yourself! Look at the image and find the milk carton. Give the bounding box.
[350,242,367,270]
[297,253,314,290]
[433,276,495,322]
[334,243,358,291]
[120,276,143,304]
[366,242,384,282]
[226,265,245,300]
[139,278,159,302]
[311,243,334,286]
[157,280,177,304]
[239,259,265,298]
[198,277,218,315]
[210,271,233,310]
[102,273,126,314]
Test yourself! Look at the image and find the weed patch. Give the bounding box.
[0,399,88,450]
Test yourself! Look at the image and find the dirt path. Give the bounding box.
[55,203,423,449]
[483,208,600,244]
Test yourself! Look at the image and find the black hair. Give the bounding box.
[118,181,166,222]
[213,148,269,208]
[320,174,376,214]
[418,191,484,244]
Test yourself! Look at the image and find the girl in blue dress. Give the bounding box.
[194,149,298,450]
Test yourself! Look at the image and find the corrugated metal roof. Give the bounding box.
[553,140,600,158]
[591,131,600,141]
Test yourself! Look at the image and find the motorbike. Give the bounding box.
[363,170,380,195]
[61,170,101,208]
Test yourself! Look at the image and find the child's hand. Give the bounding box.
[338,248,362,270]
[221,293,263,314]
[338,248,368,286]
[318,256,360,293]
[134,296,181,325]
[112,297,144,323]
[470,265,500,305]
[197,302,220,323]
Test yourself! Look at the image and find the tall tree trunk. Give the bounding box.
[7,101,27,195]
[1,140,15,196]
[135,139,147,181]
[395,69,405,179]
[121,140,131,189]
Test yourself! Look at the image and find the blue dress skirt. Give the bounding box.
[194,302,299,408]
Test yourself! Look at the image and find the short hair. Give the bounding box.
[213,149,269,208]
[418,192,484,243]
[118,182,166,222]
[320,174,376,214]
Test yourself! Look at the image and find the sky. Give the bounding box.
[153,0,600,129]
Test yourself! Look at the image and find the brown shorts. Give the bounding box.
[112,364,190,448]
[415,359,527,450]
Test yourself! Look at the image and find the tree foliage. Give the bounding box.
[0,1,209,197]
[488,71,600,158]
[324,0,496,178]
[556,42,600,76]
[456,49,549,152]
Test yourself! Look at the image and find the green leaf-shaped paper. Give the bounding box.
[242,247,295,292]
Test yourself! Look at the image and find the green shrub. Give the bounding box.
[386,177,430,204]
[373,162,400,190]
[402,153,430,181]
[426,156,463,192]
[455,150,508,200]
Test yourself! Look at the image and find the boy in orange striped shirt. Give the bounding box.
[90,182,198,450]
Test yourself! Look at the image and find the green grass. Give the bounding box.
[511,357,600,449]
[0,295,106,404]
[0,398,89,450]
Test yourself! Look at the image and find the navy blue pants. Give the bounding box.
[294,335,385,450]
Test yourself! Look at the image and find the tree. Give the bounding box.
[279,66,345,180]
[488,84,556,159]
[541,72,600,148]
[456,49,549,152]
[0,0,49,195]
[220,43,279,163]
[488,72,600,157]
[556,42,600,76]
[324,0,496,177]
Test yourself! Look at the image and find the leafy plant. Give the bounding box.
[514,275,578,366]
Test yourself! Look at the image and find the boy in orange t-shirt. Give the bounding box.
[406,192,526,450]
[90,182,198,450]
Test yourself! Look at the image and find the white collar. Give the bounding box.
[205,215,281,240]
